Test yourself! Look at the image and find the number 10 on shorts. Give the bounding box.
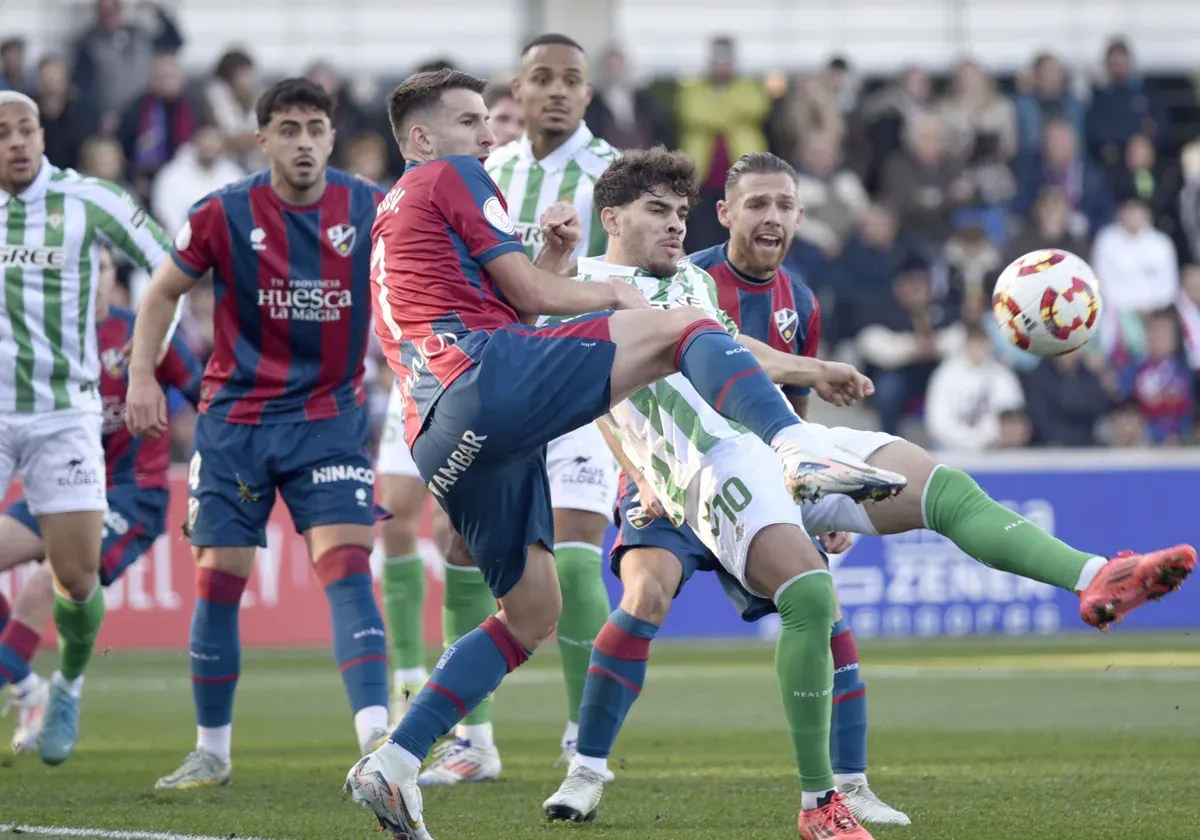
[704,477,752,538]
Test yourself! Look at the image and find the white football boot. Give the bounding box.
[772,429,907,504]
[838,777,911,825]
[155,749,232,790]
[415,738,501,786]
[345,743,434,840]
[6,675,48,754]
[555,738,615,783]
[544,763,607,822]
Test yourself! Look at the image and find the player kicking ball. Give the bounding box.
[127,78,393,788]
[0,246,201,758]
[540,148,1196,840]
[344,69,901,840]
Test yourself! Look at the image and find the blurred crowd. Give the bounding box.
[7,0,1200,453]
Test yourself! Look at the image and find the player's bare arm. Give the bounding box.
[126,260,199,438]
[598,418,665,518]
[488,251,648,315]
[737,334,872,408]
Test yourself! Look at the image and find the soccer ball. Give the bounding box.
[991,249,1103,356]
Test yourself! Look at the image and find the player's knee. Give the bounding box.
[380,517,420,556]
[444,530,475,568]
[194,546,256,578]
[618,556,677,625]
[431,511,454,558]
[54,566,99,601]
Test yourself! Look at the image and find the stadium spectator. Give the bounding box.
[1012,52,1085,161]
[117,52,202,202]
[1085,38,1170,171]
[860,64,936,189]
[770,75,845,166]
[1092,197,1179,313]
[925,321,1025,451]
[1176,265,1200,374]
[584,45,670,150]
[1020,351,1114,446]
[1122,308,1194,444]
[306,60,368,166]
[821,56,863,117]
[72,0,184,130]
[939,59,1018,207]
[150,125,245,238]
[344,132,393,190]
[827,203,909,344]
[1005,186,1092,265]
[204,48,262,171]
[79,134,128,185]
[996,408,1034,448]
[1180,140,1200,264]
[1100,399,1152,447]
[880,113,974,250]
[792,128,868,257]
[35,56,99,172]
[940,223,1003,322]
[856,258,965,434]
[483,81,523,147]
[1013,120,1114,235]
[677,36,770,250]
[1109,132,1181,238]
[0,38,32,95]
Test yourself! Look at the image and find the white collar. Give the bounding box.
[577,256,637,278]
[519,122,594,172]
[0,156,52,207]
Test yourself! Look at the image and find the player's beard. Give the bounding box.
[735,228,792,278]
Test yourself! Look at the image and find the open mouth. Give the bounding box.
[755,233,783,249]
[294,158,316,173]
[544,106,570,117]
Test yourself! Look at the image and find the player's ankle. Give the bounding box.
[573,752,608,777]
[834,773,867,788]
[457,721,494,749]
[197,724,232,763]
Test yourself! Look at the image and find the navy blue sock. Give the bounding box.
[390,615,529,760]
[829,618,868,775]
[0,619,37,688]
[190,568,246,728]
[315,546,389,714]
[577,608,659,759]
[675,320,801,443]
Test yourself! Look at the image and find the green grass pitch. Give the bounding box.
[3,633,1198,839]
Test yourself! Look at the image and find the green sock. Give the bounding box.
[775,570,837,793]
[383,554,426,670]
[554,543,611,724]
[925,467,1094,591]
[442,564,496,725]
[54,584,106,681]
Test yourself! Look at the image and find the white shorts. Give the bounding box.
[376,384,420,479]
[546,424,619,517]
[0,410,107,516]
[687,424,900,596]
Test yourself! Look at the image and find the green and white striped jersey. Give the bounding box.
[576,256,745,525]
[0,158,170,414]
[485,122,618,261]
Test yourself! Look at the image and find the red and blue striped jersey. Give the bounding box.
[99,307,202,489]
[371,156,525,444]
[170,168,385,425]
[689,242,821,398]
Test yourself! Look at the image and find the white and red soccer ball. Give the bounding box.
[991,249,1103,357]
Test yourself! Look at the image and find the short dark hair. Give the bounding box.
[521,33,585,56]
[255,78,333,128]
[483,81,516,110]
[414,58,457,73]
[387,69,488,142]
[0,37,25,55]
[593,146,699,213]
[214,49,254,85]
[725,152,797,193]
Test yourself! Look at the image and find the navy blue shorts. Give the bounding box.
[412,314,617,598]
[5,486,169,586]
[610,476,778,623]
[188,408,375,548]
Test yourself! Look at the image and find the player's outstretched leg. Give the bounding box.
[545,547,676,823]
[417,546,501,786]
[607,308,907,506]
[156,563,245,790]
[829,618,908,826]
[0,566,53,754]
[862,442,1196,630]
[314,544,391,755]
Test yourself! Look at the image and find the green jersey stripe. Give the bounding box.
[557,160,583,202]
[517,165,544,225]
[656,379,724,455]
[4,201,35,411]
[42,191,71,409]
[494,155,519,197]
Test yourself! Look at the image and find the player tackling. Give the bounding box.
[126,78,392,788]
[0,90,174,764]
[539,148,1196,840]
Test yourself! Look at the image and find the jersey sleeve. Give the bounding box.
[155,330,204,408]
[170,195,226,279]
[783,288,821,400]
[84,179,171,273]
[695,267,739,337]
[432,158,524,264]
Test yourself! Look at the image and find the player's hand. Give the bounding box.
[540,201,582,253]
[634,475,667,519]
[819,531,853,555]
[126,373,168,439]
[813,361,873,407]
[604,279,651,310]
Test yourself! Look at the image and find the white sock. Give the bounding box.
[378,739,422,770]
[197,724,232,763]
[573,752,608,776]
[354,705,389,749]
[801,788,835,811]
[1075,556,1109,592]
[51,671,83,698]
[562,720,579,746]
[13,672,41,696]
[456,722,494,749]
[394,667,427,689]
[770,423,806,451]
[834,773,867,788]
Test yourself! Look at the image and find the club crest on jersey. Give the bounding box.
[626,505,652,529]
[326,223,357,256]
[100,347,127,377]
[774,308,798,343]
[46,210,64,230]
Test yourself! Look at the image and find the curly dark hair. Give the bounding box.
[593,146,699,213]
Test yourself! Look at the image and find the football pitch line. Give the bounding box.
[0,827,282,840]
